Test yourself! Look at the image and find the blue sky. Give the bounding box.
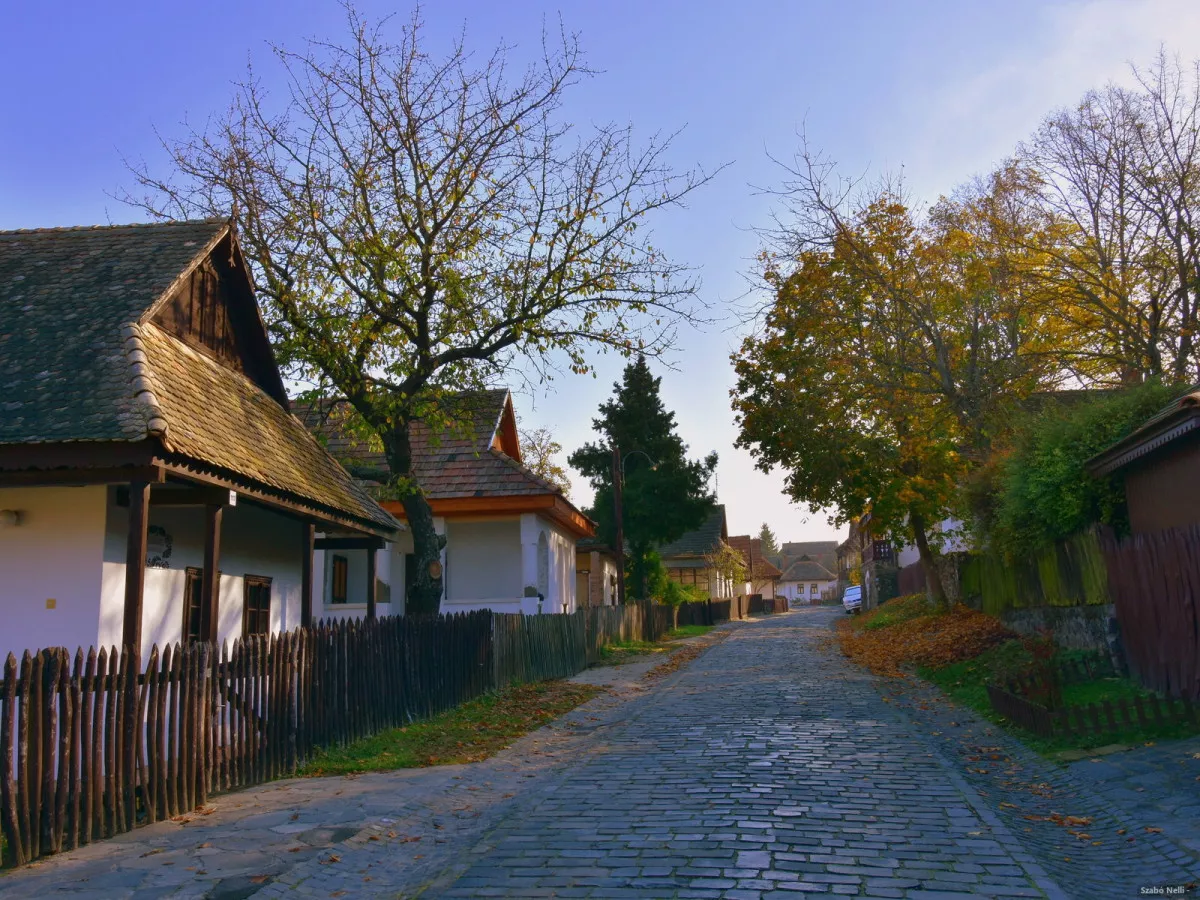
[4,0,1199,543]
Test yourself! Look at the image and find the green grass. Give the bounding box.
[920,640,1200,754]
[857,594,934,631]
[597,638,664,662]
[597,624,713,663]
[297,680,601,777]
[667,625,713,639]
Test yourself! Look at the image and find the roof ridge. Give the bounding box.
[0,218,228,239]
[120,323,168,438]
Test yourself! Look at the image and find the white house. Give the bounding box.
[0,220,399,664]
[659,505,737,601]
[776,558,837,606]
[895,517,970,568]
[575,538,620,607]
[299,391,596,617]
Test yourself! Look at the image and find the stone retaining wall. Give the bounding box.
[999,603,1123,667]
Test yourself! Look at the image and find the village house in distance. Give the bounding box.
[298,390,598,617]
[0,220,400,663]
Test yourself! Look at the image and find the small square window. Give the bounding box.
[243,575,272,637]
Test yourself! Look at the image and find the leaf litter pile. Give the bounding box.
[836,594,1013,677]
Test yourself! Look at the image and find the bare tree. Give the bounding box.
[124,8,715,614]
[1019,50,1200,384]
[518,425,572,497]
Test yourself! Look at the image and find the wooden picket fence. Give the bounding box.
[987,677,1198,741]
[960,530,1109,616]
[0,612,493,868]
[1,602,701,867]
[492,612,587,687]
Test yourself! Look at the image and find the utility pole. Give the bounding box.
[612,443,626,605]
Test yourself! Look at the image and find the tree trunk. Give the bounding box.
[381,420,445,616]
[909,507,948,610]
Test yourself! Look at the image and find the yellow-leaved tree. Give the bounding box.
[734,148,1068,605]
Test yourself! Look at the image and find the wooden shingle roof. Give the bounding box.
[780,558,836,582]
[658,505,728,560]
[0,220,228,444]
[0,219,397,535]
[296,391,567,500]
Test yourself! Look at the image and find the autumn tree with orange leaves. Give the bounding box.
[733,149,1068,606]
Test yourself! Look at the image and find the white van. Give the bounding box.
[842,585,862,614]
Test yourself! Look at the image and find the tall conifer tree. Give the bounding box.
[758,523,780,557]
[571,356,718,599]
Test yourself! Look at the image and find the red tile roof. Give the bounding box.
[295,390,568,500]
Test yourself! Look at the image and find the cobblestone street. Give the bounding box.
[419,608,1200,899]
[4,607,1199,899]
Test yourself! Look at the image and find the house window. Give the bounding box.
[810,583,818,594]
[330,554,349,604]
[243,575,272,637]
[182,567,203,643]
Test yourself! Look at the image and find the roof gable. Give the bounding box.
[492,393,522,460]
[0,219,395,534]
[148,232,288,406]
[780,559,836,582]
[728,535,783,579]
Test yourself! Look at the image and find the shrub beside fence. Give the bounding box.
[1,601,701,867]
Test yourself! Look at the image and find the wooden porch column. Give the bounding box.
[300,523,315,628]
[365,546,377,620]
[200,503,223,644]
[122,481,151,657]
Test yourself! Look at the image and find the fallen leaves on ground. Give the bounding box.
[645,631,727,681]
[298,681,602,776]
[836,595,1014,677]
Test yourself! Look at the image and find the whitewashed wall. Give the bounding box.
[0,485,107,661]
[547,518,576,614]
[100,490,304,659]
[312,513,578,618]
[442,518,523,614]
[513,514,577,615]
[778,579,836,603]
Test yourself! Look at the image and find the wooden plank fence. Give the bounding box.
[493,612,586,687]
[1,602,698,868]
[1100,526,1200,702]
[986,653,1195,741]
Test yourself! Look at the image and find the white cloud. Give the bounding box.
[899,0,1200,196]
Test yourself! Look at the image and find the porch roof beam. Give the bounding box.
[314,536,387,551]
